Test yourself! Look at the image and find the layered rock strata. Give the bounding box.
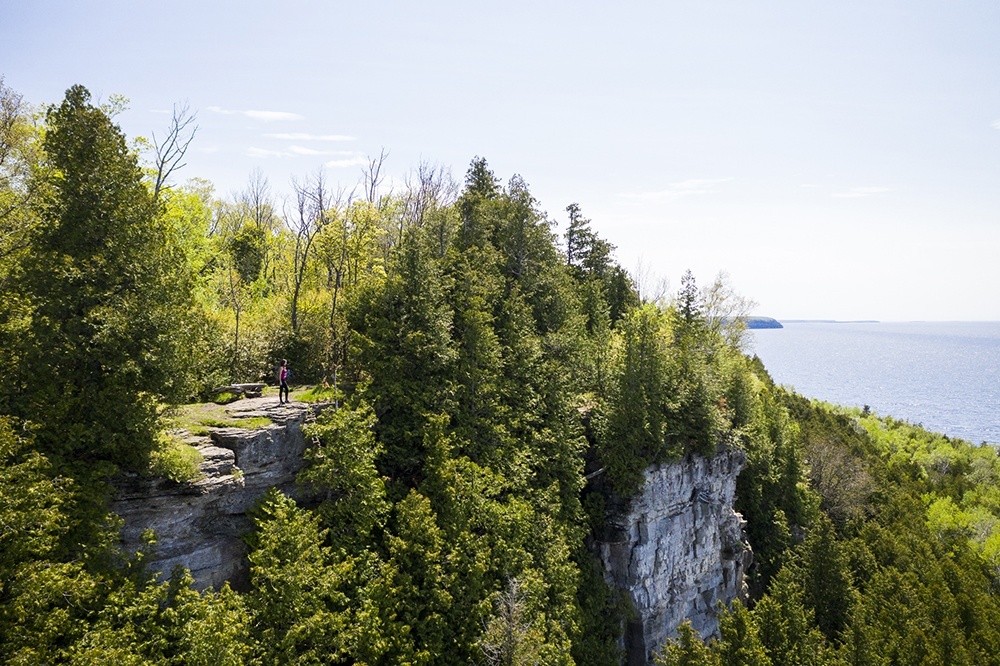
[597,448,751,665]
[113,397,319,590]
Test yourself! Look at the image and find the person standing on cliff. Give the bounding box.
[277,359,290,404]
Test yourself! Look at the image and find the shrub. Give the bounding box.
[148,434,203,482]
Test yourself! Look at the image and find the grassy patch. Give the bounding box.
[164,403,273,432]
[149,433,203,482]
[296,385,342,404]
[199,416,272,430]
[212,391,240,405]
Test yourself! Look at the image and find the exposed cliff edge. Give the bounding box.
[115,399,749,664]
[112,397,322,590]
[596,448,751,665]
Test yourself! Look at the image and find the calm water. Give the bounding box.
[750,321,1000,446]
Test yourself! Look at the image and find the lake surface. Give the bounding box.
[750,321,1000,446]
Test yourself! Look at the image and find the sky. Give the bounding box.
[4,1,1000,321]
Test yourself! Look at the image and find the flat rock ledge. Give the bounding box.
[113,397,324,590]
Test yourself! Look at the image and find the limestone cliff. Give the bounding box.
[596,448,751,665]
[115,398,749,665]
[113,397,320,590]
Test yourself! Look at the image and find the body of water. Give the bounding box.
[750,321,1000,446]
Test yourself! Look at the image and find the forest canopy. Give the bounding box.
[3,82,1000,665]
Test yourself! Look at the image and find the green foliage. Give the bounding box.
[228,224,266,284]
[572,550,626,665]
[13,85,196,473]
[655,621,719,666]
[349,225,458,481]
[597,304,683,491]
[0,418,68,579]
[147,433,203,483]
[211,391,240,404]
[794,516,855,642]
[752,568,831,665]
[198,416,271,430]
[716,602,772,666]
[298,399,389,547]
[478,577,549,666]
[296,384,344,403]
[65,572,251,665]
[595,294,739,494]
[699,396,1000,665]
[246,489,368,664]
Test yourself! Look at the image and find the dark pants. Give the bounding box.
[280,381,289,403]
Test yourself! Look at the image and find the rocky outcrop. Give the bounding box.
[113,397,322,590]
[597,448,751,665]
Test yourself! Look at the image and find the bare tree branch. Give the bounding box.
[153,101,198,200]
[288,168,332,335]
[362,147,389,206]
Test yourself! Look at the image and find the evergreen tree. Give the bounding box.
[717,601,772,666]
[17,85,194,472]
[798,517,855,643]
[678,269,702,327]
[655,621,719,666]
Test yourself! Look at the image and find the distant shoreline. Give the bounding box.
[779,319,881,324]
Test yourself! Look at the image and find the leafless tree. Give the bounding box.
[152,101,198,201]
[806,437,874,524]
[289,169,332,334]
[363,147,389,206]
[479,578,543,666]
[241,169,278,232]
[221,170,280,280]
[702,271,757,349]
[225,261,248,381]
[403,161,457,255]
[630,257,671,306]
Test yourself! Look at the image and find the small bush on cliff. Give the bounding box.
[148,433,203,483]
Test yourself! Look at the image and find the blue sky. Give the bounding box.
[4,1,1000,320]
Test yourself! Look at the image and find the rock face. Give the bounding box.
[597,448,751,665]
[113,397,320,590]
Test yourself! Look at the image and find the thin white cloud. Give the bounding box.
[620,178,732,201]
[288,145,361,156]
[992,119,1000,130]
[247,146,292,158]
[248,145,366,162]
[325,155,369,168]
[832,186,891,199]
[245,110,304,122]
[208,106,303,122]
[264,132,355,141]
[288,145,328,156]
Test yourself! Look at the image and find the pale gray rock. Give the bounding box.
[597,448,751,665]
[112,397,323,590]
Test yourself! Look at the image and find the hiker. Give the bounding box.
[278,359,290,404]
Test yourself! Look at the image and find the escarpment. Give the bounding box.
[596,448,751,665]
[116,399,750,665]
[113,397,322,590]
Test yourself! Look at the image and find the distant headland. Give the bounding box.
[744,316,784,329]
